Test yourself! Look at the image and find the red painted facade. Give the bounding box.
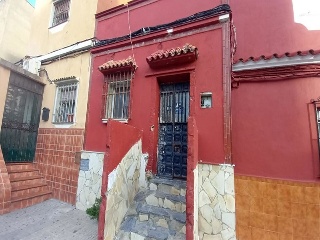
[98,120,142,239]
[89,0,320,189]
[230,0,320,60]
[85,0,230,170]
[229,0,320,183]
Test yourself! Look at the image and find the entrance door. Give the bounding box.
[157,82,189,179]
[0,72,44,163]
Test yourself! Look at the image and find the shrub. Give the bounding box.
[86,197,102,220]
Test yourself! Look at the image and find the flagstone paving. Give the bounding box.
[0,199,98,240]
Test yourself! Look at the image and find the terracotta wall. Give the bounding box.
[0,62,12,214]
[235,175,320,240]
[0,147,11,214]
[34,128,84,204]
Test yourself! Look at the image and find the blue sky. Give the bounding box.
[27,0,36,7]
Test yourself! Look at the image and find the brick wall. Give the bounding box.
[34,128,84,204]
[235,175,320,240]
[0,146,11,214]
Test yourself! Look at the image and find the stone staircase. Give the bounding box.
[6,163,52,211]
[115,178,187,240]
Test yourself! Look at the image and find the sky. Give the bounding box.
[27,0,36,7]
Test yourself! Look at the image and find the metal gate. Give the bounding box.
[0,72,44,162]
[157,82,189,179]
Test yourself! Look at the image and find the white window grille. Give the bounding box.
[53,82,78,123]
[52,0,70,27]
[103,72,132,120]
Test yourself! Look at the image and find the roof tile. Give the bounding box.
[234,49,320,64]
[99,56,137,71]
[146,43,197,63]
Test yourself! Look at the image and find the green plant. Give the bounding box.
[86,197,102,220]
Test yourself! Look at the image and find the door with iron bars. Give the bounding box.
[157,82,189,179]
[0,72,44,163]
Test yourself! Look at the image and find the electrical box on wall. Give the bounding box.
[200,92,212,108]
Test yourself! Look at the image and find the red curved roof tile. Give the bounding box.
[234,49,320,64]
[99,56,137,71]
[146,43,197,62]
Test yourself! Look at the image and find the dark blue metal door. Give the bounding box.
[157,82,189,179]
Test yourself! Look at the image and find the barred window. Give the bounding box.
[53,82,78,123]
[51,0,70,27]
[103,72,132,120]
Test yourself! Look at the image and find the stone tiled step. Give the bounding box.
[11,183,49,199]
[137,203,186,224]
[154,191,186,204]
[149,178,186,196]
[10,190,52,211]
[116,215,186,240]
[137,190,186,213]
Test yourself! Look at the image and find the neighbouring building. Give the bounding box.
[231,0,320,239]
[0,0,34,62]
[0,0,98,214]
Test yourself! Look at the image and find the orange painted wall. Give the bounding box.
[235,175,320,240]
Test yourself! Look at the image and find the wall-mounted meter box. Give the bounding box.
[200,92,212,108]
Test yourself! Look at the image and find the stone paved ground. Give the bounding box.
[0,199,98,240]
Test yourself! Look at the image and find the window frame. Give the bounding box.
[316,106,320,157]
[50,0,71,28]
[52,79,79,125]
[102,71,133,123]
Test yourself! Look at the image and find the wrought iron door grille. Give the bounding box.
[102,72,132,120]
[52,0,70,27]
[53,82,78,123]
[158,82,189,179]
[0,72,44,162]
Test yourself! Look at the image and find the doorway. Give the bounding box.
[157,81,189,179]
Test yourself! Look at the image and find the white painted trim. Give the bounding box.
[102,119,128,124]
[80,150,105,154]
[233,53,320,72]
[53,123,74,128]
[49,21,68,34]
[36,39,93,62]
[219,14,229,23]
